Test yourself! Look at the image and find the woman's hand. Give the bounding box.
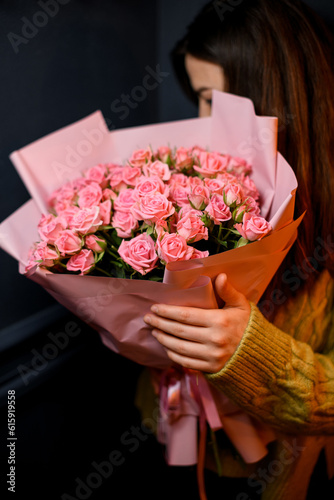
[143,273,251,374]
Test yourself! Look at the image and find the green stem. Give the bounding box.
[222,228,232,241]
[105,247,120,259]
[94,266,113,277]
[216,225,223,253]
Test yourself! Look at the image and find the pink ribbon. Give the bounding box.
[157,367,222,465]
[157,368,224,500]
[156,367,276,500]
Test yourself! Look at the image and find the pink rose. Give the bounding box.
[67,249,95,275]
[188,176,205,188]
[69,207,102,234]
[191,248,210,259]
[133,175,168,198]
[244,197,261,215]
[107,167,127,192]
[227,157,252,176]
[128,148,152,168]
[156,146,172,163]
[131,193,175,223]
[156,233,194,264]
[32,241,59,267]
[85,235,106,252]
[122,166,142,186]
[216,172,239,185]
[174,147,194,171]
[102,188,118,202]
[55,230,83,256]
[223,183,243,206]
[99,199,112,225]
[142,160,171,181]
[235,197,260,221]
[234,213,272,241]
[38,214,67,244]
[188,183,210,210]
[57,206,80,226]
[194,151,229,177]
[155,218,169,233]
[168,174,190,206]
[154,223,168,242]
[191,145,206,157]
[168,184,191,207]
[118,233,158,275]
[48,183,76,210]
[177,204,195,219]
[105,162,123,172]
[113,189,136,212]
[83,164,108,187]
[239,174,260,201]
[77,182,103,209]
[177,209,208,243]
[168,173,189,187]
[53,199,73,214]
[204,177,225,195]
[204,194,232,224]
[26,255,38,272]
[72,178,91,191]
[112,210,139,238]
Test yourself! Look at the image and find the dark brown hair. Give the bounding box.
[172,0,334,311]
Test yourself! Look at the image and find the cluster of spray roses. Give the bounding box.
[26,145,272,280]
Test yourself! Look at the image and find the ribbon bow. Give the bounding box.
[156,367,276,500]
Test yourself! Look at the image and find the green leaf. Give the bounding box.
[146,225,154,236]
[228,228,242,236]
[96,240,107,251]
[201,213,213,228]
[109,260,124,268]
[115,267,126,279]
[214,239,228,248]
[236,237,249,248]
[94,251,105,264]
[148,276,163,282]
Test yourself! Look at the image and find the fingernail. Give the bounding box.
[151,305,158,313]
[144,315,151,324]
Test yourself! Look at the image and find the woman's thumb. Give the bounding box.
[215,273,246,308]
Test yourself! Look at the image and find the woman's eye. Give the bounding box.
[196,94,212,107]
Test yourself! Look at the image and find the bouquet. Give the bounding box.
[25,144,272,281]
[0,91,302,488]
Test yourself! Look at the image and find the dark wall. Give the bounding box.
[0,0,162,331]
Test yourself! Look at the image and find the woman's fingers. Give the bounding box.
[147,303,211,326]
[151,329,214,371]
[142,277,251,373]
[144,310,209,342]
[151,328,204,357]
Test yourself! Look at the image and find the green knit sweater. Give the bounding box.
[136,270,334,499]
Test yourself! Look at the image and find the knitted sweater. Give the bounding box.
[135,270,334,499]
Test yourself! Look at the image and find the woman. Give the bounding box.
[140,1,334,498]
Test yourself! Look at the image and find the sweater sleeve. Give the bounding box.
[206,271,334,435]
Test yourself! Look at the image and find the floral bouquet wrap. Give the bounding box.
[0,91,302,496]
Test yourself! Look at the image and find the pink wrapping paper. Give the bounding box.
[0,91,301,469]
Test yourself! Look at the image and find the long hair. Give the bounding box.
[172,0,334,313]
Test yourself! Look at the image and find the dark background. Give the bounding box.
[0,1,333,499]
